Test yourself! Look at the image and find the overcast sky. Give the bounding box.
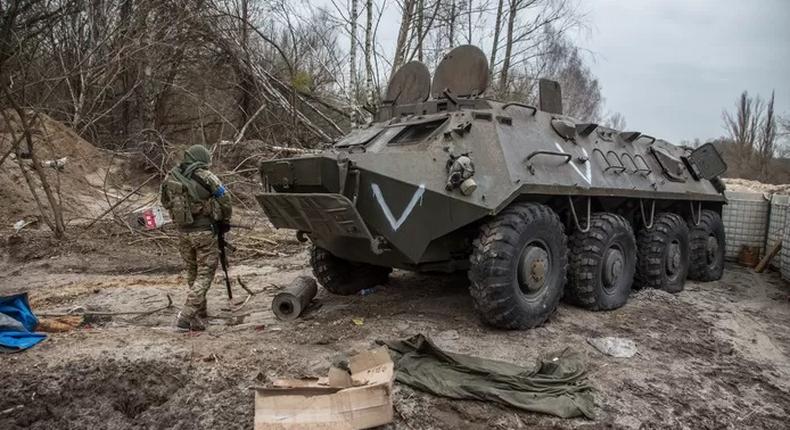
[315,0,789,144]
[574,0,790,143]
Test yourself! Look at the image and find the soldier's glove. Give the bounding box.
[214,222,231,234]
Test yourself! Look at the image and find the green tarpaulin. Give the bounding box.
[383,334,595,419]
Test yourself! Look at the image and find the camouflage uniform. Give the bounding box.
[161,145,232,330]
[178,230,218,318]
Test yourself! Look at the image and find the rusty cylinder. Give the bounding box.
[272,276,318,321]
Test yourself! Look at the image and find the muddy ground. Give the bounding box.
[1,224,789,430]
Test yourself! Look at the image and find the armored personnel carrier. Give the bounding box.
[256,45,727,329]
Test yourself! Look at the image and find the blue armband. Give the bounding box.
[213,185,226,198]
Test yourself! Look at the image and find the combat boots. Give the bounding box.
[175,312,206,331]
[196,303,208,319]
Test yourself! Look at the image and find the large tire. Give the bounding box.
[688,210,725,282]
[635,212,690,293]
[310,247,391,295]
[566,213,636,310]
[468,202,568,329]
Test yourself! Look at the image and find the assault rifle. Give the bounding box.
[211,222,252,300]
[213,223,253,301]
[214,222,233,300]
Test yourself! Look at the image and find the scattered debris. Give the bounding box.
[37,294,173,319]
[272,276,317,321]
[84,174,159,229]
[237,276,258,296]
[435,329,460,341]
[139,205,168,230]
[359,288,376,296]
[352,317,364,326]
[254,346,394,429]
[41,157,67,170]
[630,288,680,304]
[13,218,37,233]
[232,233,297,261]
[36,316,82,333]
[0,405,24,416]
[587,337,637,358]
[737,245,762,268]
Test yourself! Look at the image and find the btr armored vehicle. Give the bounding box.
[257,45,727,329]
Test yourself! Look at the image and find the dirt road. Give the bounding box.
[1,226,789,429]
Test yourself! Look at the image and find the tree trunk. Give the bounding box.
[408,0,442,63]
[237,0,253,128]
[349,0,358,101]
[140,6,156,140]
[120,0,134,138]
[466,0,473,44]
[448,1,456,48]
[499,0,517,94]
[1,105,66,238]
[760,90,776,179]
[392,0,416,78]
[416,0,424,62]
[365,0,375,106]
[490,0,504,79]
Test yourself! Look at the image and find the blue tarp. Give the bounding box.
[0,293,46,352]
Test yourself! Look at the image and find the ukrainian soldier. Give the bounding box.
[160,144,232,331]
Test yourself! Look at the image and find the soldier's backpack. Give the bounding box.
[162,174,194,226]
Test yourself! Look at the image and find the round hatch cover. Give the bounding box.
[431,45,489,99]
[385,61,431,105]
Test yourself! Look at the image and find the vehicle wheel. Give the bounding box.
[468,202,568,329]
[635,212,690,293]
[688,210,725,282]
[310,246,391,295]
[566,213,636,310]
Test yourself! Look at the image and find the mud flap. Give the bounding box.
[256,193,383,254]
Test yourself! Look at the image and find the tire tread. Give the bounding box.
[635,212,689,292]
[310,247,391,295]
[688,210,725,281]
[567,212,635,310]
[468,202,568,329]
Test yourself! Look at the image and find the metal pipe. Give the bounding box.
[272,276,318,321]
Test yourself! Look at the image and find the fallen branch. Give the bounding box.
[756,239,782,273]
[233,102,269,145]
[84,174,158,229]
[237,276,255,296]
[250,237,277,246]
[220,139,319,155]
[126,234,176,245]
[220,168,259,176]
[0,145,16,168]
[0,405,24,416]
[231,293,253,313]
[234,245,279,257]
[38,294,173,318]
[271,145,319,154]
[263,69,345,135]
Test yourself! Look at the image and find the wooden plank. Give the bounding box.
[756,240,782,273]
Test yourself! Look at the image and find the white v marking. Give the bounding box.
[554,142,592,185]
[371,183,425,231]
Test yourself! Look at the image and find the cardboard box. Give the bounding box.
[254,346,394,430]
